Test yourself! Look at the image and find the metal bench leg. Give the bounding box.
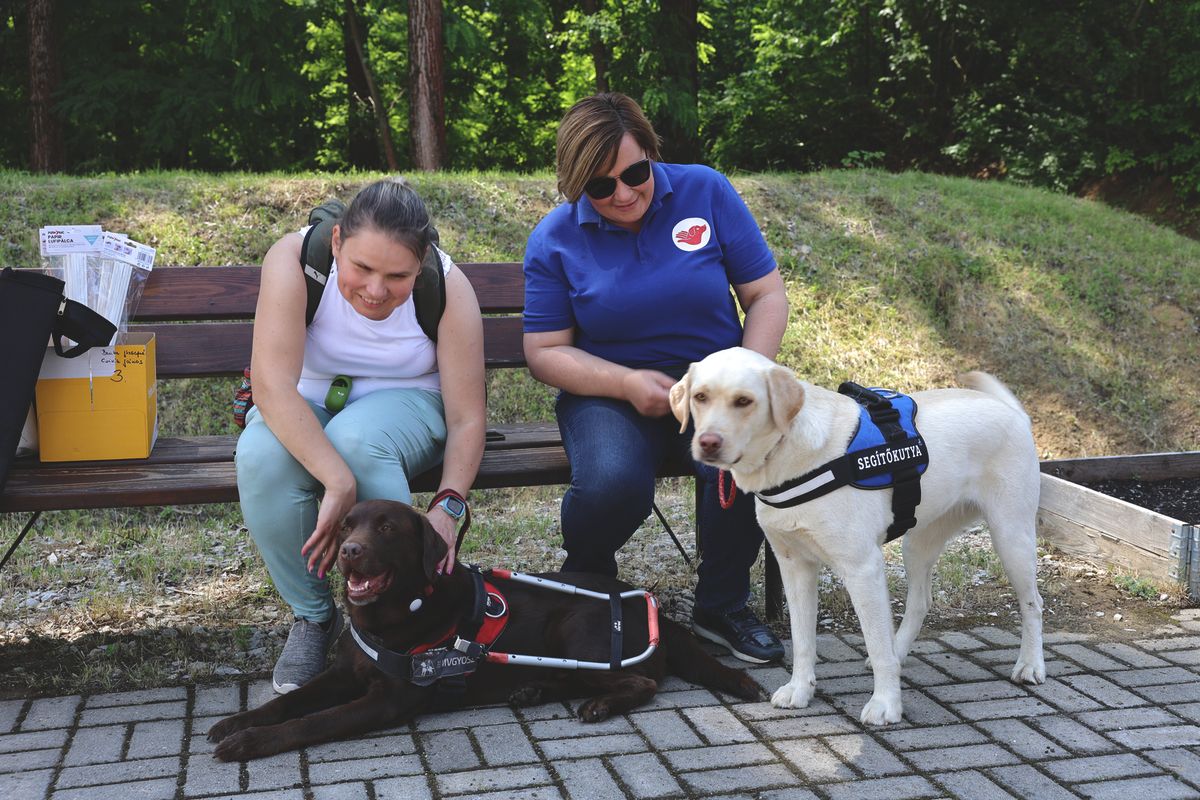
[764,546,784,621]
[652,502,693,567]
[1,510,42,572]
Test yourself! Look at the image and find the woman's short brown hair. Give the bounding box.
[556,93,662,202]
[340,177,433,259]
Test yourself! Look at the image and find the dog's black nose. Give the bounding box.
[340,541,363,561]
[698,432,723,455]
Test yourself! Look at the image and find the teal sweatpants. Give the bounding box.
[235,388,446,622]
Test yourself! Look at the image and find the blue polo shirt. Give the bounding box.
[523,162,777,371]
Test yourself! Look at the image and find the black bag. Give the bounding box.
[0,268,116,491]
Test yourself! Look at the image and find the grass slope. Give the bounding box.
[4,168,1195,454]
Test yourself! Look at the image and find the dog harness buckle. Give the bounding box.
[453,637,487,658]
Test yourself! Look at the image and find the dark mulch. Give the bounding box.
[1080,478,1200,524]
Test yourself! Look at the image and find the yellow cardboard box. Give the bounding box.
[35,332,158,462]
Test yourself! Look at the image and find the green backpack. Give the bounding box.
[300,199,446,340]
[232,200,447,428]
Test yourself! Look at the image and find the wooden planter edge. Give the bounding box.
[1037,451,1200,596]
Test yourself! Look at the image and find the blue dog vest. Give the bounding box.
[754,383,929,541]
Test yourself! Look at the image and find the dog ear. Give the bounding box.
[420,514,448,582]
[669,367,693,432]
[766,364,804,433]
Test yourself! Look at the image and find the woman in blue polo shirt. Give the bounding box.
[523,93,790,663]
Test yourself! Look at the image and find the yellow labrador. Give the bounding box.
[670,347,1044,725]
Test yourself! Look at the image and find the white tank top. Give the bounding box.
[296,244,453,406]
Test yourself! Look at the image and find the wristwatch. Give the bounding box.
[434,493,467,521]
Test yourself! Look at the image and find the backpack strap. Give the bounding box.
[299,198,445,342]
[414,235,447,343]
[299,199,344,326]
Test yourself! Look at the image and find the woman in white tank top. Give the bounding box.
[235,178,486,694]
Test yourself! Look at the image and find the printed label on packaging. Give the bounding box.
[99,232,156,271]
[39,225,104,256]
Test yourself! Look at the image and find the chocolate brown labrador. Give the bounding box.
[208,499,762,761]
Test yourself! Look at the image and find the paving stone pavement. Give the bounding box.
[4,625,1200,799]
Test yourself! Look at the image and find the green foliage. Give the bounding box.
[6,0,1200,198]
[301,1,410,170]
[843,150,886,169]
[1114,574,1162,602]
[442,0,568,170]
[700,0,1200,197]
[49,0,320,172]
[0,9,26,169]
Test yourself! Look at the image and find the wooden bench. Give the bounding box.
[0,263,782,616]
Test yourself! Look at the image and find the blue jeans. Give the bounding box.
[556,392,765,613]
[235,388,446,622]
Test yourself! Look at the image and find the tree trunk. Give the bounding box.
[345,0,398,170]
[581,0,609,93]
[27,0,64,172]
[408,0,446,171]
[655,0,700,163]
[343,1,377,168]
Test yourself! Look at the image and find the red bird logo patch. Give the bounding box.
[671,217,712,251]
[675,224,707,246]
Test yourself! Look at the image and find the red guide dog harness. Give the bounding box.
[347,567,662,689]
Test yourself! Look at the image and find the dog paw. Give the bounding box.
[213,728,274,762]
[859,693,902,726]
[577,698,612,723]
[1011,657,1046,685]
[207,715,248,744]
[732,673,764,701]
[508,686,544,707]
[770,680,815,709]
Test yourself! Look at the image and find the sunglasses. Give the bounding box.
[583,158,652,200]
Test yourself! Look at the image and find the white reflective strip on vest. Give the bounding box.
[757,470,835,505]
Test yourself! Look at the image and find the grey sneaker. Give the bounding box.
[272,613,343,694]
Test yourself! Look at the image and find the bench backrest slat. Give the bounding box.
[134,263,524,321]
[128,263,527,378]
[134,317,526,378]
[136,267,260,321]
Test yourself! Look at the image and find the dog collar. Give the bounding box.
[753,383,929,541]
